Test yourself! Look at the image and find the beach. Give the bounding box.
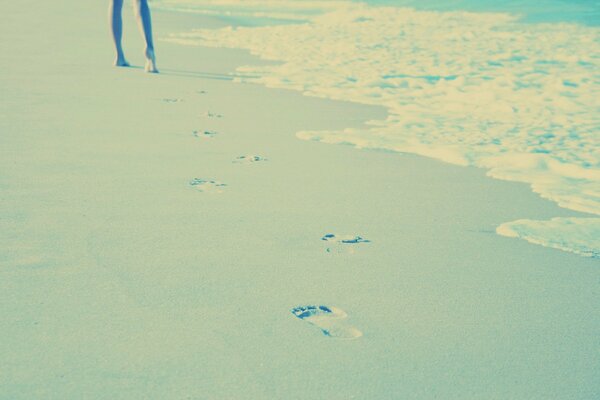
[1,1,599,399]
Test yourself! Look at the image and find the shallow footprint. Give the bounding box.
[206,111,223,118]
[322,233,370,253]
[193,130,218,139]
[291,305,362,339]
[189,178,226,193]
[233,155,267,164]
[162,98,183,103]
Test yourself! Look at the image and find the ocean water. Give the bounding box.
[156,0,600,259]
[360,0,600,26]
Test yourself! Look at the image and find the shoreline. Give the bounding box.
[1,2,599,399]
[164,2,600,260]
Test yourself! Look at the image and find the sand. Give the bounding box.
[1,2,598,399]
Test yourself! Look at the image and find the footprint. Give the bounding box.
[291,305,362,339]
[321,234,370,253]
[233,155,267,163]
[322,234,370,244]
[162,98,183,103]
[197,90,207,94]
[189,178,227,193]
[206,111,223,118]
[193,130,218,139]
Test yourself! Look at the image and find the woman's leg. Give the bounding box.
[109,0,129,66]
[134,0,158,73]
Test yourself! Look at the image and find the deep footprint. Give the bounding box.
[233,155,267,163]
[193,130,218,139]
[322,234,370,253]
[291,305,362,339]
[189,178,227,193]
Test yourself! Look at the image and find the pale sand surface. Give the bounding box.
[1,2,599,399]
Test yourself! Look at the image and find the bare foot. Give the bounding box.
[114,54,130,67]
[144,48,158,73]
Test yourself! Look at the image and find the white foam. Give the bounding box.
[497,218,600,259]
[164,1,600,258]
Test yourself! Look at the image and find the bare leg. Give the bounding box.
[109,0,129,67]
[134,0,158,73]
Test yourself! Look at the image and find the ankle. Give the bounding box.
[145,47,155,59]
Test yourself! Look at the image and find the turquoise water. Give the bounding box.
[359,0,600,25]
[155,0,599,26]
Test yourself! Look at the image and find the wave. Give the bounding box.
[160,0,600,259]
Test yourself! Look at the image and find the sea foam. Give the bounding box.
[159,0,600,259]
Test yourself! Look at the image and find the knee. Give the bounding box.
[133,0,150,12]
